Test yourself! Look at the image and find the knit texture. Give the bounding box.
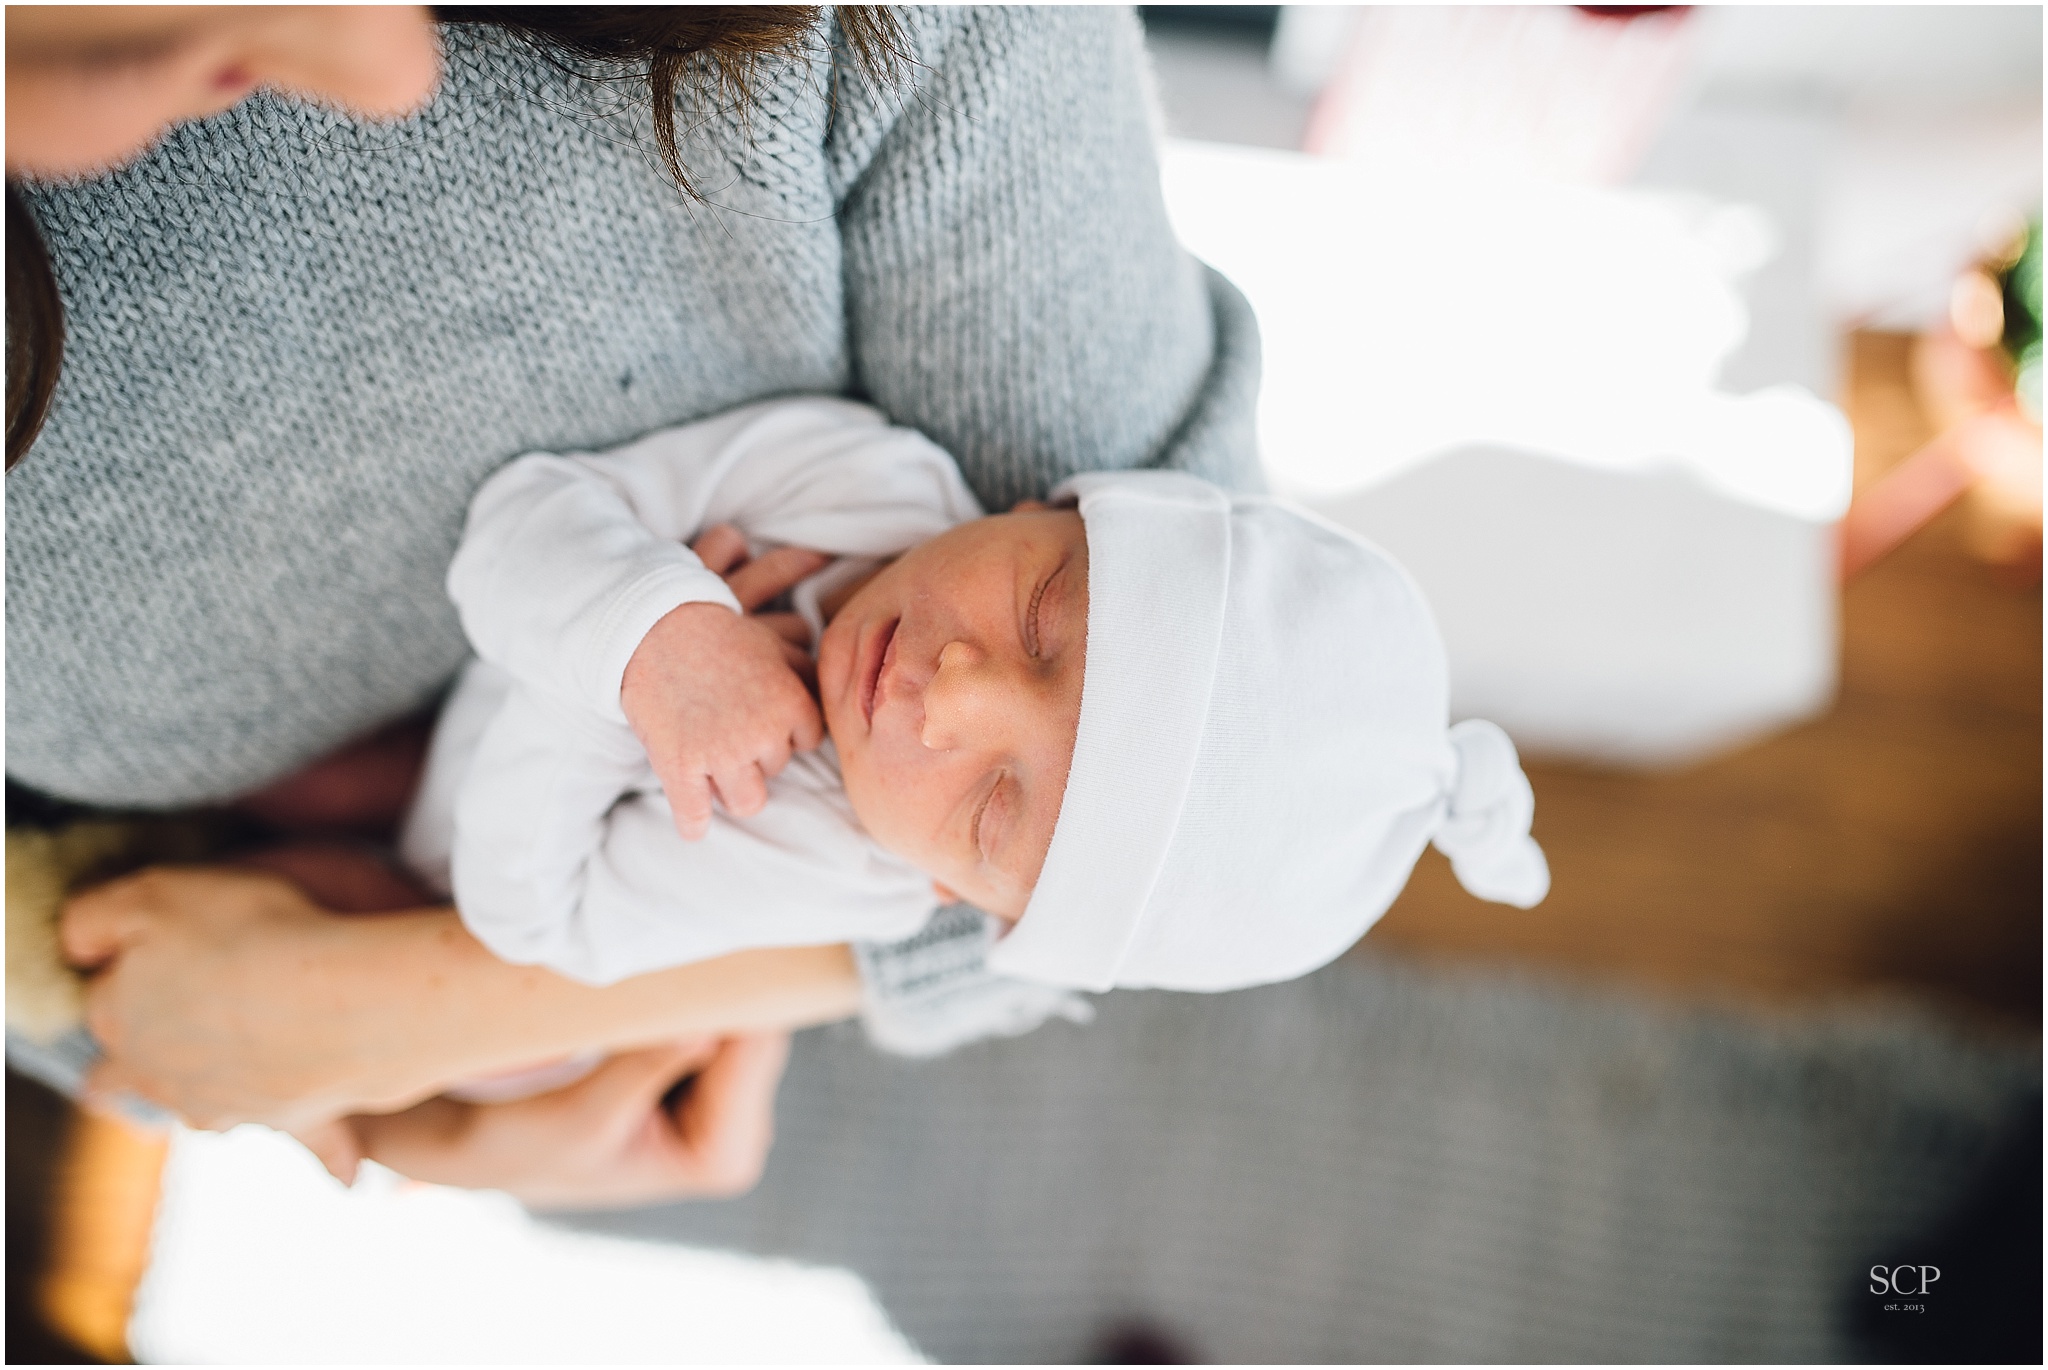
[564,951,2041,1363]
[853,904,1093,1056]
[7,7,1260,808]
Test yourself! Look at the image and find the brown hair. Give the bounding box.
[5,186,63,468]
[3,6,906,470]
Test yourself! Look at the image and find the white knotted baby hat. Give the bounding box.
[985,470,1549,993]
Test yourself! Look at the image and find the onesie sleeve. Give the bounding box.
[447,397,984,724]
[448,448,742,725]
[452,689,939,986]
[447,683,656,972]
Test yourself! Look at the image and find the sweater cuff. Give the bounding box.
[851,905,1094,1058]
[585,563,744,723]
[6,1026,174,1127]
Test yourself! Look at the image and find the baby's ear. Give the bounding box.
[1009,499,1049,513]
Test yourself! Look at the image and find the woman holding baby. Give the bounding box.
[8,6,1545,1357]
[7,4,1255,1200]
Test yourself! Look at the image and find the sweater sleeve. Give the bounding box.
[828,5,1266,515]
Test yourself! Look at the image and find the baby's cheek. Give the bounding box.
[851,757,957,879]
[840,749,909,845]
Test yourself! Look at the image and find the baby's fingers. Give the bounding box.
[663,770,715,842]
[690,523,749,577]
[726,547,829,612]
[773,678,823,749]
[755,611,811,648]
[710,762,769,819]
[780,641,817,690]
[790,701,823,752]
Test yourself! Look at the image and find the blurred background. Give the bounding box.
[10,5,2041,1363]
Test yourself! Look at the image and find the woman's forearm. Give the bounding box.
[347,907,860,1090]
[64,865,858,1128]
[403,907,858,1064]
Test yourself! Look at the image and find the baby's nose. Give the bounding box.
[920,641,1000,750]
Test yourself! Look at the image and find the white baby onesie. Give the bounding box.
[398,396,986,986]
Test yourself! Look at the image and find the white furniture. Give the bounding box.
[1161,141,1854,766]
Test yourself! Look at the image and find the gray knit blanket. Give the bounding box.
[563,951,2038,1363]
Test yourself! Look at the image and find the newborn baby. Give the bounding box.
[402,395,1550,1008]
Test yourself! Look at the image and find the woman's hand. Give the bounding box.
[62,865,462,1132]
[61,862,861,1133]
[297,1034,792,1211]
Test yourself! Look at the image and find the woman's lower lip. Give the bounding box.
[861,618,899,727]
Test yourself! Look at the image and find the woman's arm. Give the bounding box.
[297,1034,794,1210]
[61,865,856,1133]
[830,7,1264,511]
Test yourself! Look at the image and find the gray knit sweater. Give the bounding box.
[6,7,1259,1051]
[7,6,1260,808]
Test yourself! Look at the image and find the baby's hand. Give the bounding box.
[621,527,829,840]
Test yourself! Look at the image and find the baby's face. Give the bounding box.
[817,507,1087,920]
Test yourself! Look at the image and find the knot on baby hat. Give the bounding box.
[1436,719,1551,908]
[985,470,1549,994]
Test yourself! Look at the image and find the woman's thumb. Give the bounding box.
[292,1118,366,1186]
[556,1042,712,1126]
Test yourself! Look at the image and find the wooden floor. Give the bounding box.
[1370,333,2044,1031]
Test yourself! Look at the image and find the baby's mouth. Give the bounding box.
[860,617,900,727]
